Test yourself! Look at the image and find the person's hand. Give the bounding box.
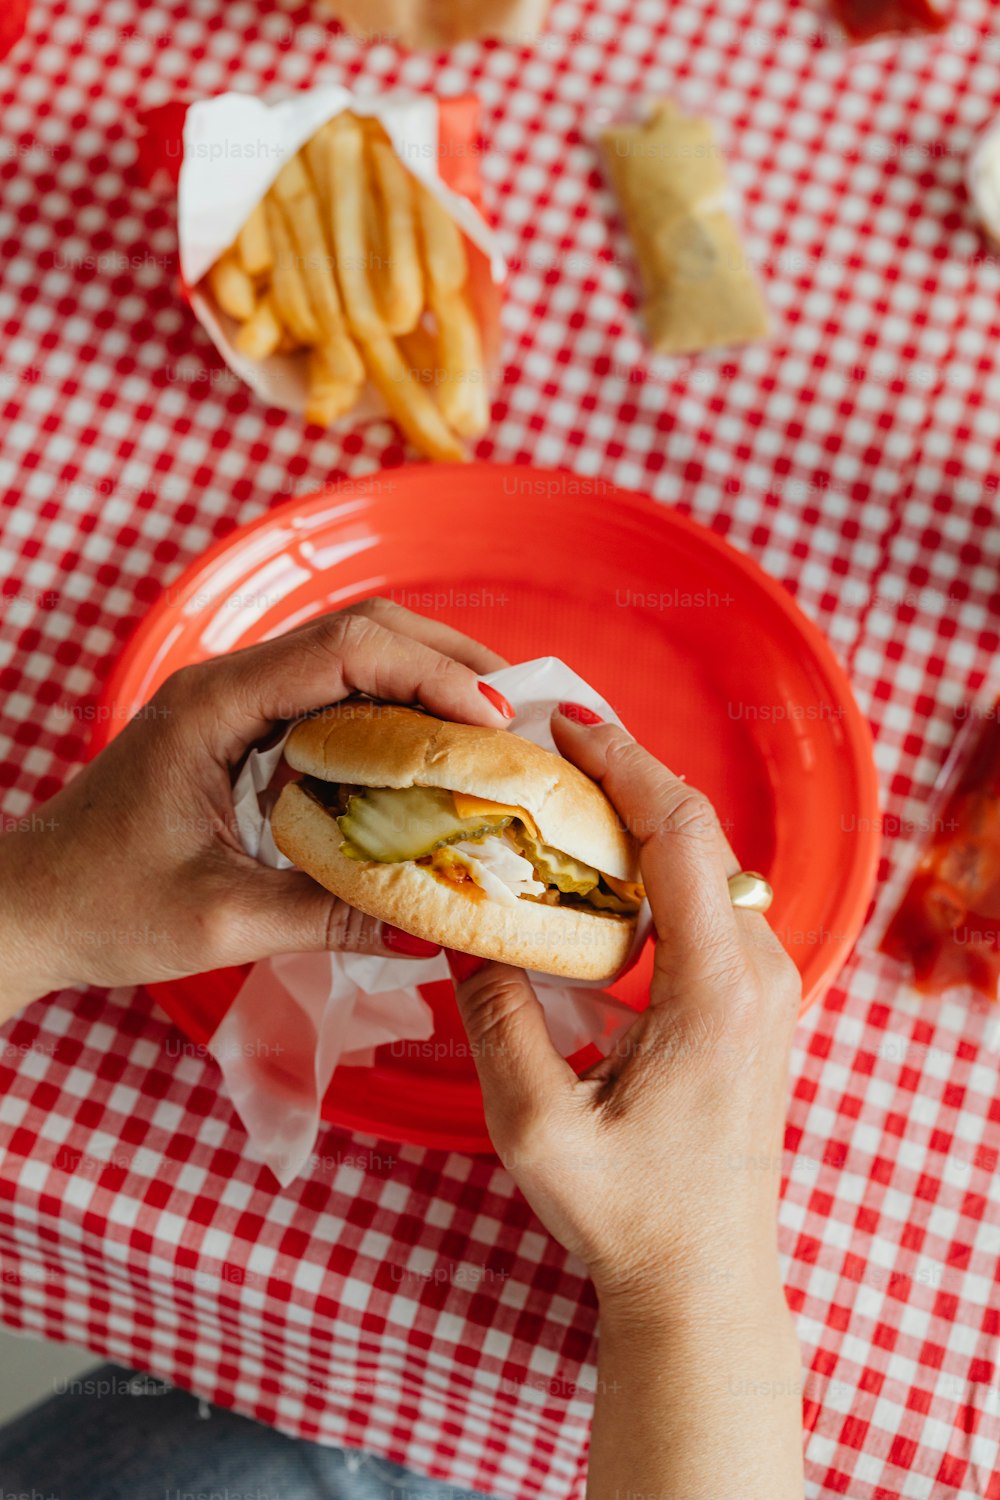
[449,707,805,1500]
[0,599,511,1015]
[449,706,802,1317]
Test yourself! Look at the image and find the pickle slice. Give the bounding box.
[338,785,511,862]
[513,826,600,896]
[586,883,639,914]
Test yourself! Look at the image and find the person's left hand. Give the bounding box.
[0,599,511,1014]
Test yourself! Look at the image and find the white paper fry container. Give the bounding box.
[178,87,506,423]
[213,657,651,1185]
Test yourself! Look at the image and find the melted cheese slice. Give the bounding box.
[604,873,645,905]
[451,791,539,839]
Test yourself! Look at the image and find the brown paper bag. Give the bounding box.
[321,0,552,47]
[601,102,769,357]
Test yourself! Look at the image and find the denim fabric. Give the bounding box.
[0,1364,498,1500]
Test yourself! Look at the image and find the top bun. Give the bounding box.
[284,700,639,883]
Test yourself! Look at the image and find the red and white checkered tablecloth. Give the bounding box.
[2,0,1000,1495]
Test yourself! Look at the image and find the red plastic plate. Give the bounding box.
[94,464,879,1151]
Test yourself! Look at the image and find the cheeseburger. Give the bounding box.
[271,701,645,980]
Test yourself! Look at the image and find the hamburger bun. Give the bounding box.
[271,700,641,980]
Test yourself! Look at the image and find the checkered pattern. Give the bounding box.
[2,0,999,1495]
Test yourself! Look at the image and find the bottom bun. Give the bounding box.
[272,782,636,982]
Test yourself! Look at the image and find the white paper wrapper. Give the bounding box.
[178,87,506,420]
[968,119,1000,246]
[215,657,652,1184]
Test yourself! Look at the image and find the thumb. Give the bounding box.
[447,954,575,1160]
[237,866,441,960]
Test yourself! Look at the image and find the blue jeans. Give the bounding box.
[0,1363,498,1500]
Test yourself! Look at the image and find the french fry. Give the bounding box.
[316,332,362,386]
[357,115,388,142]
[272,154,366,386]
[270,153,313,203]
[369,139,424,335]
[273,160,345,330]
[415,182,467,295]
[319,114,384,340]
[397,321,439,387]
[304,382,358,426]
[233,293,283,360]
[207,251,256,321]
[236,200,273,277]
[360,332,466,463]
[264,195,321,345]
[429,284,490,438]
[305,346,362,427]
[302,128,332,204]
[364,170,385,291]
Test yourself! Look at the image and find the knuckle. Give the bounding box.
[604,732,646,780]
[150,664,212,739]
[348,595,393,622]
[658,785,719,842]
[741,915,803,1002]
[155,662,199,708]
[431,654,468,690]
[492,1103,560,1166]
[701,947,759,1009]
[324,899,378,954]
[422,648,464,684]
[191,883,245,962]
[605,738,722,845]
[768,945,803,1011]
[310,610,377,661]
[462,973,529,1043]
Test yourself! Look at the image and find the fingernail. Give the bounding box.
[382,924,441,958]
[447,949,487,983]
[478,682,515,719]
[557,701,603,726]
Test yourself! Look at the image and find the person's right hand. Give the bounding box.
[449,706,802,1317]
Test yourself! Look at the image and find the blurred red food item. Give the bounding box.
[0,0,28,60]
[135,100,191,189]
[829,0,948,39]
[881,703,1000,998]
